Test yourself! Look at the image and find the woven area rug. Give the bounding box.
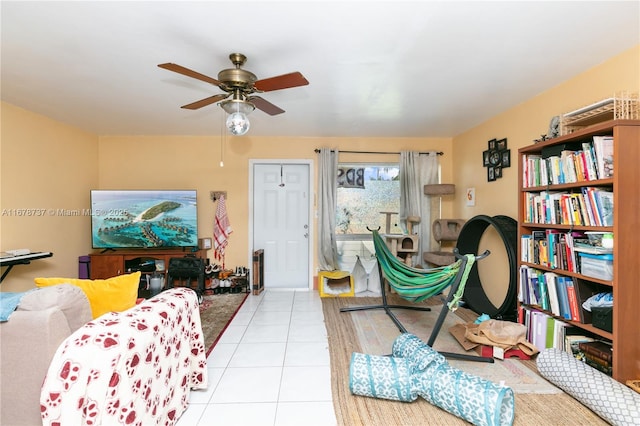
[323,295,607,425]
[199,292,248,356]
[349,298,558,394]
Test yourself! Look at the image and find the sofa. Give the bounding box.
[0,284,93,426]
[40,286,207,425]
[1,284,208,426]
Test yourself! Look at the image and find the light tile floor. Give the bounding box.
[176,289,338,426]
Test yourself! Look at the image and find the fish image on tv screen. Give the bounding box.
[90,190,198,249]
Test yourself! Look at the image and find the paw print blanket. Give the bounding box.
[40,287,208,426]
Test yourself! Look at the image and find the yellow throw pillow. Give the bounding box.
[35,271,141,319]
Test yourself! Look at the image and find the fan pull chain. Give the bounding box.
[220,109,225,167]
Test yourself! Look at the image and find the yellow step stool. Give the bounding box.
[318,270,354,297]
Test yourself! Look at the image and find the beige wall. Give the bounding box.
[1,103,99,291]
[97,135,453,270]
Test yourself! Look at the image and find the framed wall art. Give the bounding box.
[483,137,510,181]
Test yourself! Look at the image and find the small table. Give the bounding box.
[0,252,53,283]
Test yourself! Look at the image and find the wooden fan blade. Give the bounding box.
[181,94,229,110]
[254,71,309,92]
[248,96,285,115]
[158,63,221,86]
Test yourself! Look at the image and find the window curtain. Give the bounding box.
[317,148,339,271]
[399,151,439,265]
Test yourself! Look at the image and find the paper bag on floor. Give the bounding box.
[448,323,480,351]
[465,319,539,356]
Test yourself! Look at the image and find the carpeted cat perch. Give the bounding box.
[349,333,515,426]
[537,348,640,426]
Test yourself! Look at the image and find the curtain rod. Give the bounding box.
[313,149,443,155]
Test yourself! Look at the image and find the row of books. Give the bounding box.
[520,306,613,376]
[522,135,613,188]
[518,265,598,323]
[522,307,582,352]
[522,187,613,227]
[521,230,612,272]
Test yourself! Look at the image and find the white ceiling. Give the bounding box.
[1,1,639,138]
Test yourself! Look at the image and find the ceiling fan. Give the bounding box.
[158,53,309,135]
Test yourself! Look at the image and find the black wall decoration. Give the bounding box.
[482,138,510,182]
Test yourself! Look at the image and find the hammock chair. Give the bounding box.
[340,228,492,362]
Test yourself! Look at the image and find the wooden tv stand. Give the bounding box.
[89,248,207,279]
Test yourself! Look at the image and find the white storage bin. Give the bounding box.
[579,253,613,281]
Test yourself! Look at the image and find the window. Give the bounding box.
[335,163,400,271]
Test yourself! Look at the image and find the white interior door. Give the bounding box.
[252,163,310,289]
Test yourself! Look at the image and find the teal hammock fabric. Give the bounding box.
[372,230,475,306]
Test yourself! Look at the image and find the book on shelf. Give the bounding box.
[569,194,584,226]
[573,150,586,182]
[549,317,560,347]
[565,334,595,356]
[532,230,546,264]
[560,151,575,183]
[543,271,561,317]
[545,229,562,269]
[564,231,580,273]
[582,351,612,368]
[539,239,549,268]
[523,154,545,188]
[580,187,597,226]
[521,234,532,263]
[536,271,550,311]
[557,233,568,270]
[518,265,527,303]
[530,271,541,306]
[578,147,590,180]
[581,141,599,180]
[521,265,537,305]
[579,340,613,363]
[553,319,572,350]
[539,157,549,185]
[575,191,592,226]
[582,354,613,376]
[592,135,614,179]
[596,190,614,226]
[530,310,551,351]
[555,276,572,320]
[564,277,581,322]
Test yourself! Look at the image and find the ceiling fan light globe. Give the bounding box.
[220,99,255,115]
[226,112,250,136]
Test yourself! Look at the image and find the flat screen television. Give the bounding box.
[90,190,198,249]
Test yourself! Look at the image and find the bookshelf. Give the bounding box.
[517,119,640,383]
